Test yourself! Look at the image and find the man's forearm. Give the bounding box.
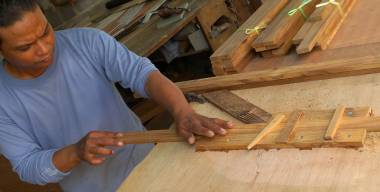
[145,71,193,118]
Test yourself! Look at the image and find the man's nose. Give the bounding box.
[35,40,49,56]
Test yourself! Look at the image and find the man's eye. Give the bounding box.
[43,27,50,37]
[17,46,31,52]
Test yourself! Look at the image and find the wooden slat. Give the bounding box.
[296,0,353,54]
[324,105,346,140]
[277,110,304,143]
[252,0,318,49]
[210,0,289,75]
[318,0,357,50]
[271,17,302,56]
[308,0,336,21]
[120,130,182,144]
[176,43,380,94]
[247,114,285,150]
[292,21,313,44]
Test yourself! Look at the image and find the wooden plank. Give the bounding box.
[252,0,318,49]
[296,0,352,54]
[247,114,285,150]
[318,0,357,50]
[324,105,346,140]
[120,130,182,144]
[271,17,302,56]
[202,90,272,123]
[176,43,380,94]
[308,0,336,21]
[210,0,289,75]
[276,110,304,143]
[292,21,313,44]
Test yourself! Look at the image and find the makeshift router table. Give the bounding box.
[117,73,380,191]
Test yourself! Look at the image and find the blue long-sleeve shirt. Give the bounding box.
[0,28,157,192]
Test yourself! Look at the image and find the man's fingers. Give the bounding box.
[182,119,215,138]
[212,118,234,129]
[88,131,123,139]
[89,146,114,156]
[201,120,227,136]
[177,129,196,144]
[88,157,106,165]
[93,137,124,147]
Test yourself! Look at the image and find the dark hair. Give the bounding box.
[0,0,39,27]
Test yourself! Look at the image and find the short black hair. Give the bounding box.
[0,0,39,27]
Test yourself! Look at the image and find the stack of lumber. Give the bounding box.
[210,0,290,75]
[294,0,357,54]
[211,0,356,75]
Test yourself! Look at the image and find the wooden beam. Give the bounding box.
[247,114,285,150]
[176,43,380,94]
[324,105,346,140]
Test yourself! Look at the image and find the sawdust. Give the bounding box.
[361,132,380,153]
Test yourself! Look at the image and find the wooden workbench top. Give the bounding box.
[118,73,380,192]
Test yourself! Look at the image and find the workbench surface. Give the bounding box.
[118,73,380,192]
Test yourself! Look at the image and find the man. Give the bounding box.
[0,1,233,191]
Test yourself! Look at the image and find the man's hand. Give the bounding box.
[175,110,233,144]
[53,131,125,173]
[145,71,234,144]
[74,131,125,165]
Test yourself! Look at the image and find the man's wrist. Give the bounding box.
[172,104,195,120]
[53,144,81,173]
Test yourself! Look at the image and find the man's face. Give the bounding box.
[0,7,55,71]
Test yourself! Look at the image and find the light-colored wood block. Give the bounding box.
[247,114,285,150]
[276,110,304,143]
[324,105,346,140]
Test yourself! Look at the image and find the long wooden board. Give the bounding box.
[176,42,380,93]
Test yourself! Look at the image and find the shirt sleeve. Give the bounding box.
[0,116,70,185]
[93,30,158,98]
